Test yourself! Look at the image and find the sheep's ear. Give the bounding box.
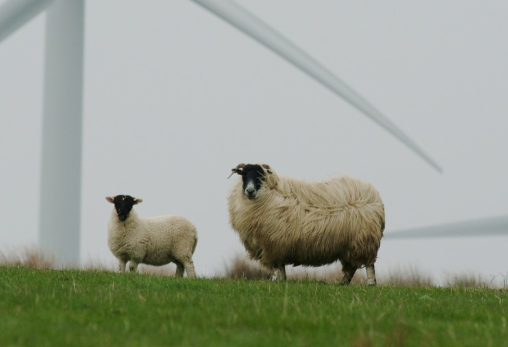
[228,163,245,179]
[106,196,115,203]
[228,168,242,179]
[262,164,273,174]
[235,163,246,174]
[133,198,143,205]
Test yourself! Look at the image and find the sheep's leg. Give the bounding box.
[340,262,357,285]
[118,258,127,273]
[175,262,185,278]
[366,264,377,286]
[128,260,139,273]
[183,260,196,278]
[280,266,287,281]
[270,265,286,282]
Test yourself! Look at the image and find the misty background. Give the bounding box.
[1,1,507,284]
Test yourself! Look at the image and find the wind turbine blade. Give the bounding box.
[385,216,508,239]
[190,0,442,172]
[0,0,56,43]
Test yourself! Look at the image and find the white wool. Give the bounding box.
[228,164,385,284]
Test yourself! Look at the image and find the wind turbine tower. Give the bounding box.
[39,0,84,266]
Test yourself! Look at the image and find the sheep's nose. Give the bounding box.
[245,188,257,199]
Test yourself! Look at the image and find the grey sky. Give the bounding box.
[1,1,507,284]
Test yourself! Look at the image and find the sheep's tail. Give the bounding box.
[192,234,198,255]
[379,205,386,237]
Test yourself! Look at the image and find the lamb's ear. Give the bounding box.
[133,198,143,205]
[262,164,273,174]
[106,196,115,203]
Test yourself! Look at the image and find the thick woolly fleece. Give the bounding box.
[108,209,198,277]
[228,169,385,270]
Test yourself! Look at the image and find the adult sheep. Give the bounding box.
[228,163,385,285]
[106,195,197,277]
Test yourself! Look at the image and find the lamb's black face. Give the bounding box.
[238,164,267,200]
[109,195,137,221]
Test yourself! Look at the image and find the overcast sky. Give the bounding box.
[1,1,507,285]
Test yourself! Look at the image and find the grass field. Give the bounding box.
[1,266,507,347]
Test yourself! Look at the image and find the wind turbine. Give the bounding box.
[385,215,508,239]
[0,0,443,266]
[1,0,83,265]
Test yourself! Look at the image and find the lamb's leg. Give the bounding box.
[340,262,357,285]
[183,260,196,278]
[270,265,286,281]
[128,260,139,273]
[366,264,377,286]
[175,262,185,278]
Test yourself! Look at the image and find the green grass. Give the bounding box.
[1,266,507,347]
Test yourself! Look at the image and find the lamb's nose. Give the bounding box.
[246,187,255,195]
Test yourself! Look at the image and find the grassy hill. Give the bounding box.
[1,266,507,347]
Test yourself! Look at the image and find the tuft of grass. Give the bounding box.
[223,255,272,280]
[1,266,508,347]
[223,255,368,284]
[382,265,434,287]
[2,248,505,288]
[224,256,507,288]
[444,273,487,288]
[224,256,430,286]
[2,247,181,278]
[0,246,55,269]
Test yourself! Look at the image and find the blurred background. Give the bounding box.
[1,1,507,285]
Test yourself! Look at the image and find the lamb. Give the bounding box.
[228,163,385,285]
[106,195,197,277]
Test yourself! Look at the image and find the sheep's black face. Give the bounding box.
[238,164,267,200]
[109,195,137,221]
[113,195,135,221]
